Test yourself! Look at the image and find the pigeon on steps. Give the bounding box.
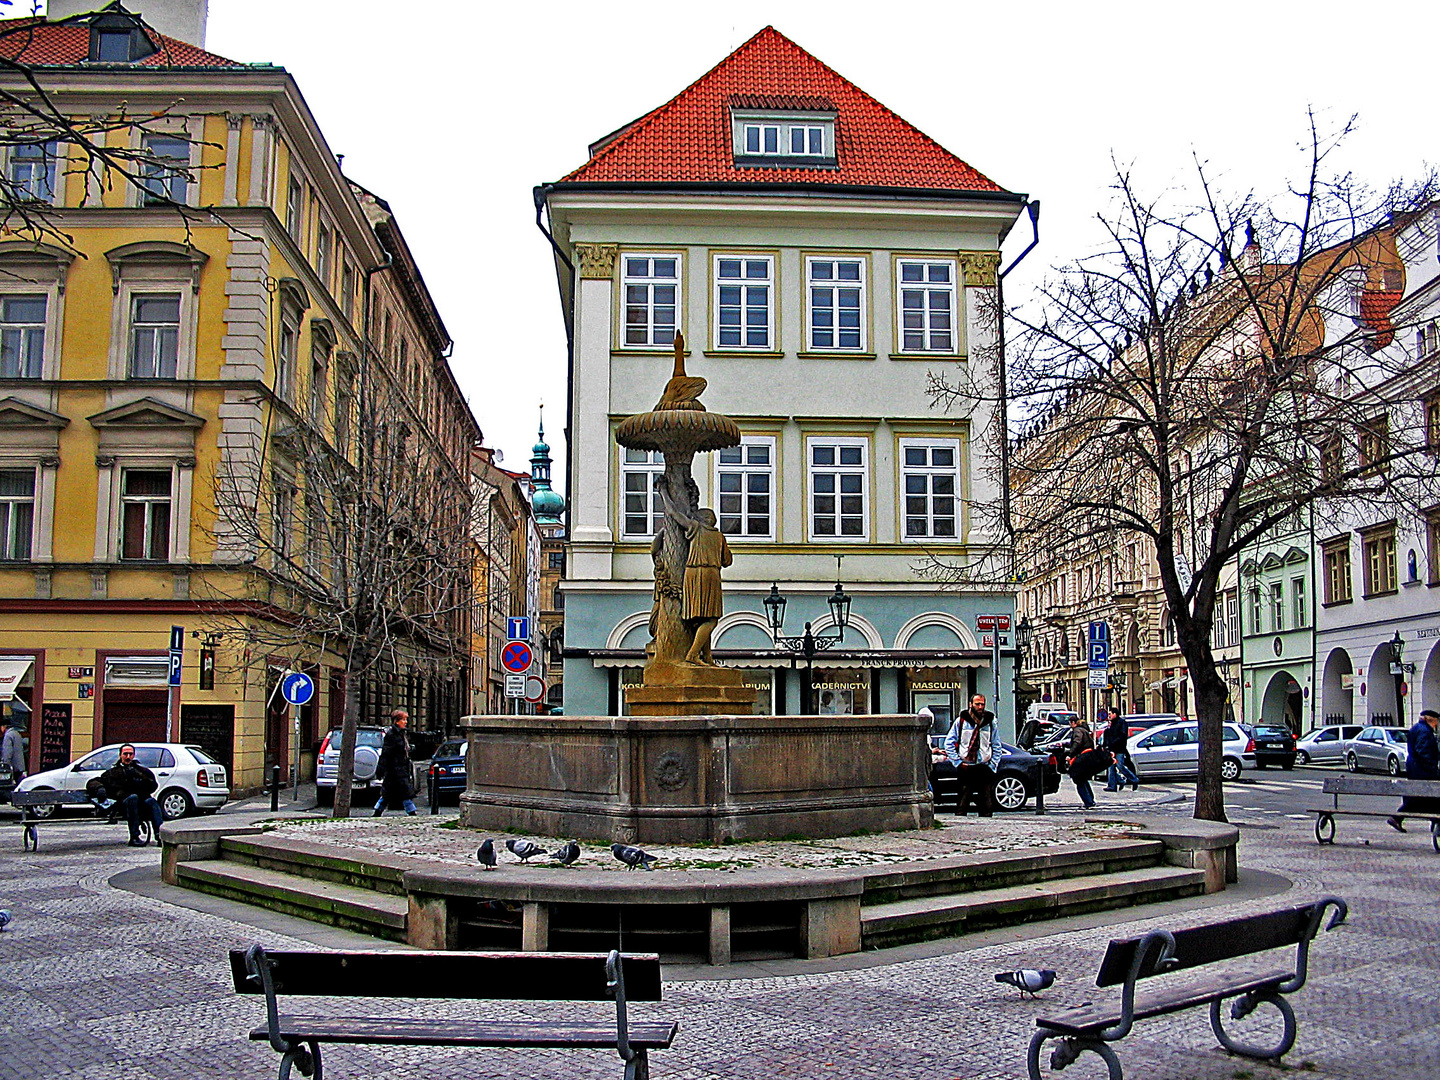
[476,838,497,869]
[610,843,658,871]
[550,841,581,867]
[0,910,11,932]
[995,969,1056,997]
[505,839,546,863]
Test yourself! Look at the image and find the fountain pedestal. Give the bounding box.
[623,661,760,716]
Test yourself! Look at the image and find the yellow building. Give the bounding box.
[0,6,477,791]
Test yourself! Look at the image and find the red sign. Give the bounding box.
[975,615,1012,632]
[501,640,533,673]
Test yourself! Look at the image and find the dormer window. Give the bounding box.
[88,14,158,64]
[731,104,837,168]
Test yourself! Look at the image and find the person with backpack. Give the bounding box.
[1102,710,1140,791]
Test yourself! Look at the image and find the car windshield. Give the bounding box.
[326,729,385,749]
[436,741,466,758]
[186,746,219,764]
[1254,726,1289,737]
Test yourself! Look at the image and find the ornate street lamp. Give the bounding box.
[763,578,853,712]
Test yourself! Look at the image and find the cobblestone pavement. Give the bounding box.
[1,801,1435,1080]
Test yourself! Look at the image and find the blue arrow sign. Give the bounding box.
[507,616,530,642]
[281,671,315,706]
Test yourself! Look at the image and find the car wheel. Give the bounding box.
[1388,756,1401,777]
[25,786,59,819]
[993,774,1028,812]
[158,788,194,821]
[1297,750,1310,766]
[1346,752,1359,773]
[1221,757,1242,782]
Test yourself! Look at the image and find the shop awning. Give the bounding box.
[0,657,33,700]
[581,648,991,670]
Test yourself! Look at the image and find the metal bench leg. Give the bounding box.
[1431,821,1439,854]
[1028,1031,1122,1080]
[1314,813,1335,845]
[623,1048,648,1080]
[277,1041,320,1080]
[1209,992,1296,1061]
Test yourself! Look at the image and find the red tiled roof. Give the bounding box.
[563,27,1007,193]
[0,16,245,68]
[1358,290,1402,348]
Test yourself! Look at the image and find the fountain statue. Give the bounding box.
[615,334,760,715]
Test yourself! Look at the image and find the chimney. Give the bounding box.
[48,1,209,49]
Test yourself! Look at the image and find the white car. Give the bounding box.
[1127,720,1252,781]
[16,742,228,820]
[1295,724,1363,765]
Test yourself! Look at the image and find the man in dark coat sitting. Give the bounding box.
[374,709,417,816]
[99,744,164,845]
[1388,708,1439,832]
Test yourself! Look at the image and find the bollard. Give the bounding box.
[428,773,438,815]
[1033,759,1047,815]
[269,765,280,812]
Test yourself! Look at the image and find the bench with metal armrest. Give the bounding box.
[1310,775,1440,851]
[230,944,677,1080]
[7,789,149,851]
[1028,896,1347,1080]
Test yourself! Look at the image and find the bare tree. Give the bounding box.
[933,116,1439,821]
[203,334,475,818]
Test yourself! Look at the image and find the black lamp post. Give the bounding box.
[1389,631,1414,726]
[764,580,852,713]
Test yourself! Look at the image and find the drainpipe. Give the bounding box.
[533,186,576,536]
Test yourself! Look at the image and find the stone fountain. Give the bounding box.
[459,340,931,843]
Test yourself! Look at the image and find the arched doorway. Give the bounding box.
[1366,642,1399,726]
[1422,641,1440,716]
[1260,670,1303,733]
[1320,648,1353,726]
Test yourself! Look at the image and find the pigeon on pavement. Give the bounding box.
[550,841,581,867]
[610,843,658,871]
[477,839,497,869]
[995,969,1056,997]
[505,839,546,863]
[0,910,11,932]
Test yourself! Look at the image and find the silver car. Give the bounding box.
[315,726,385,806]
[1128,721,1251,781]
[1295,724,1363,765]
[1346,726,1408,776]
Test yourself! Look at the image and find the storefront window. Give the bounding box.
[811,670,869,714]
[906,667,970,735]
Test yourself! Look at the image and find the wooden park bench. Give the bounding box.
[1310,774,1440,852]
[1026,896,1346,1080]
[231,944,678,1080]
[8,789,152,851]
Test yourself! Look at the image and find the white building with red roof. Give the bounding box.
[538,27,1030,731]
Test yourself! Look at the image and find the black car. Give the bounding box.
[1250,724,1297,769]
[930,741,1061,812]
[426,739,467,805]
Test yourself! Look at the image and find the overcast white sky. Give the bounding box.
[191,1,1440,487]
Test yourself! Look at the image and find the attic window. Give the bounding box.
[88,15,157,64]
[731,109,837,168]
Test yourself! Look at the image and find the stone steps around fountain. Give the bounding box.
[218,834,411,895]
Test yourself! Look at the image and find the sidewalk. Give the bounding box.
[1,800,1434,1078]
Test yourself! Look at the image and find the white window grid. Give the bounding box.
[622,255,680,348]
[0,468,35,561]
[277,318,298,402]
[1292,576,1306,628]
[808,437,868,540]
[139,135,190,205]
[900,439,960,540]
[287,178,304,241]
[315,222,330,285]
[716,436,775,540]
[620,448,664,538]
[714,255,773,350]
[741,123,827,156]
[806,257,865,351]
[119,468,172,561]
[897,259,957,353]
[8,141,58,203]
[1,295,46,379]
[1270,581,1284,632]
[129,293,180,378]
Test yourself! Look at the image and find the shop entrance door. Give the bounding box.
[102,689,167,745]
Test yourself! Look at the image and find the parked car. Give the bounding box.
[427,738,467,805]
[1346,726,1408,776]
[315,726,386,806]
[1024,701,1073,724]
[15,743,228,820]
[929,740,1061,812]
[1295,724,1364,765]
[1127,721,1251,781]
[1119,713,1182,737]
[1250,724,1297,769]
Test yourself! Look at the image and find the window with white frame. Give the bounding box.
[900,439,960,540]
[128,294,180,378]
[897,259,957,353]
[806,257,864,351]
[716,436,775,539]
[139,135,189,205]
[1291,575,1306,628]
[119,468,171,561]
[310,337,330,424]
[1249,586,1262,632]
[315,221,330,286]
[273,478,296,562]
[731,112,835,163]
[1270,580,1284,632]
[0,295,46,378]
[741,122,827,156]
[0,468,35,561]
[714,255,773,349]
[341,261,355,318]
[276,316,298,402]
[622,255,679,347]
[286,178,304,241]
[620,448,664,538]
[8,141,58,203]
[808,438,867,539]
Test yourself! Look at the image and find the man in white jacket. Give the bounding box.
[943,694,1002,817]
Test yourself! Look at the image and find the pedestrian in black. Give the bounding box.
[1388,708,1439,832]
[1102,710,1139,791]
[1064,715,1103,810]
[99,744,163,845]
[373,709,417,816]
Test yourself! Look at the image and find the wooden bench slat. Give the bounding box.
[1037,966,1293,1034]
[1096,905,1314,985]
[1308,807,1440,821]
[229,949,663,1002]
[248,1017,678,1050]
[11,791,96,806]
[1322,776,1440,797]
